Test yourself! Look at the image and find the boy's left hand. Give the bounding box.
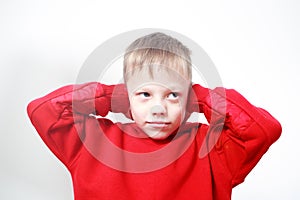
[186,84,208,114]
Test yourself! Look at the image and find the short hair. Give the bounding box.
[123,32,192,82]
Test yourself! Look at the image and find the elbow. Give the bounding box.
[260,113,282,146]
[27,100,35,119]
[27,99,40,119]
[269,118,282,145]
[257,108,282,145]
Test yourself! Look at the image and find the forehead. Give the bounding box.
[124,49,192,82]
[126,65,190,93]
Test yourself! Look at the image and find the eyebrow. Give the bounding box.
[136,86,184,94]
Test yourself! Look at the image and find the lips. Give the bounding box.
[146,121,171,128]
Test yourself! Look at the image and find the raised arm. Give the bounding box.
[27,82,129,167]
[188,84,282,186]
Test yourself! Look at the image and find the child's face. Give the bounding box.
[126,66,190,140]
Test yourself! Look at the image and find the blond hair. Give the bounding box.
[123,32,192,82]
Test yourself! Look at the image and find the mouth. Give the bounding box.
[146,121,171,128]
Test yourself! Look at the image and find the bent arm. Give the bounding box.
[189,84,282,186]
[27,82,129,167]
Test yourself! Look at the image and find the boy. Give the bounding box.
[27,32,281,200]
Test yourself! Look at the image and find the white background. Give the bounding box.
[0,0,299,199]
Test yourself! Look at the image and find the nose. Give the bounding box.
[150,104,166,116]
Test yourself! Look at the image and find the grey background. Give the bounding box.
[0,0,299,199]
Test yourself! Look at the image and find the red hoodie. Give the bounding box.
[27,82,281,200]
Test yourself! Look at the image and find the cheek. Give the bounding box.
[129,99,147,120]
[168,104,186,121]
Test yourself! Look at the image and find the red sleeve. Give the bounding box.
[27,82,129,168]
[190,84,282,186]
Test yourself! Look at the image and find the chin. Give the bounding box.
[146,131,173,140]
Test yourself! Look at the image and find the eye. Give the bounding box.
[167,92,179,100]
[138,92,151,98]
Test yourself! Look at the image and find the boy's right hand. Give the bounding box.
[109,84,131,119]
[72,83,131,118]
